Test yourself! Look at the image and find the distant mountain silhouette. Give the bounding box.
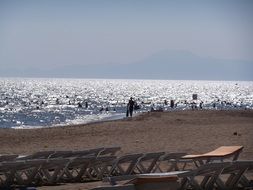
[1,50,252,81]
[123,50,253,80]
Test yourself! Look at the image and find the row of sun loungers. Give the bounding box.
[0,145,252,189]
[0,146,120,188]
[99,160,253,190]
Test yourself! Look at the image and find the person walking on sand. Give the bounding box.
[128,97,135,117]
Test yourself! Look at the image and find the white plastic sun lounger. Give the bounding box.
[153,152,188,172]
[0,154,19,162]
[216,160,253,189]
[108,154,144,176]
[104,162,232,190]
[59,156,95,182]
[0,159,45,187]
[85,156,117,181]
[36,158,70,185]
[178,162,231,190]
[134,152,165,174]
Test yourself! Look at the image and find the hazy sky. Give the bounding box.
[0,0,253,79]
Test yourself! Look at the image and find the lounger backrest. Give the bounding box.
[71,147,105,158]
[0,160,26,172]
[17,151,55,160]
[99,146,121,156]
[0,155,19,162]
[162,152,187,161]
[49,151,73,158]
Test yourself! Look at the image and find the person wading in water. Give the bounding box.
[127,97,135,117]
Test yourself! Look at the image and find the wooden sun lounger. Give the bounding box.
[181,146,244,167]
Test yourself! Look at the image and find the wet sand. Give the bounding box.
[0,110,253,189]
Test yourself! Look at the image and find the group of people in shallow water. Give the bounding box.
[124,97,216,117]
[6,94,246,115]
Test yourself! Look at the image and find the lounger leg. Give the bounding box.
[227,168,247,189]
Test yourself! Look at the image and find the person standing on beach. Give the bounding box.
[128,97,135,117]
[170,99,174,108]
[126,103,129,117]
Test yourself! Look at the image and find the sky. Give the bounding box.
[0,0,253,80]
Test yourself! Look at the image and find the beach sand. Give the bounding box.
[0,110,253,189]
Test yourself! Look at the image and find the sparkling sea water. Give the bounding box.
[0,78,252,129]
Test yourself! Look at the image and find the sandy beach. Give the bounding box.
[1,110,253,189]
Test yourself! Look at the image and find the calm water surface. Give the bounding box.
[0,78,252,128]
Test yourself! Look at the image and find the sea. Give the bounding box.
[0,78,252,129]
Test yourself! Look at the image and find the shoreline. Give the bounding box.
[8,107,252,130]
[11,112,129,130]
